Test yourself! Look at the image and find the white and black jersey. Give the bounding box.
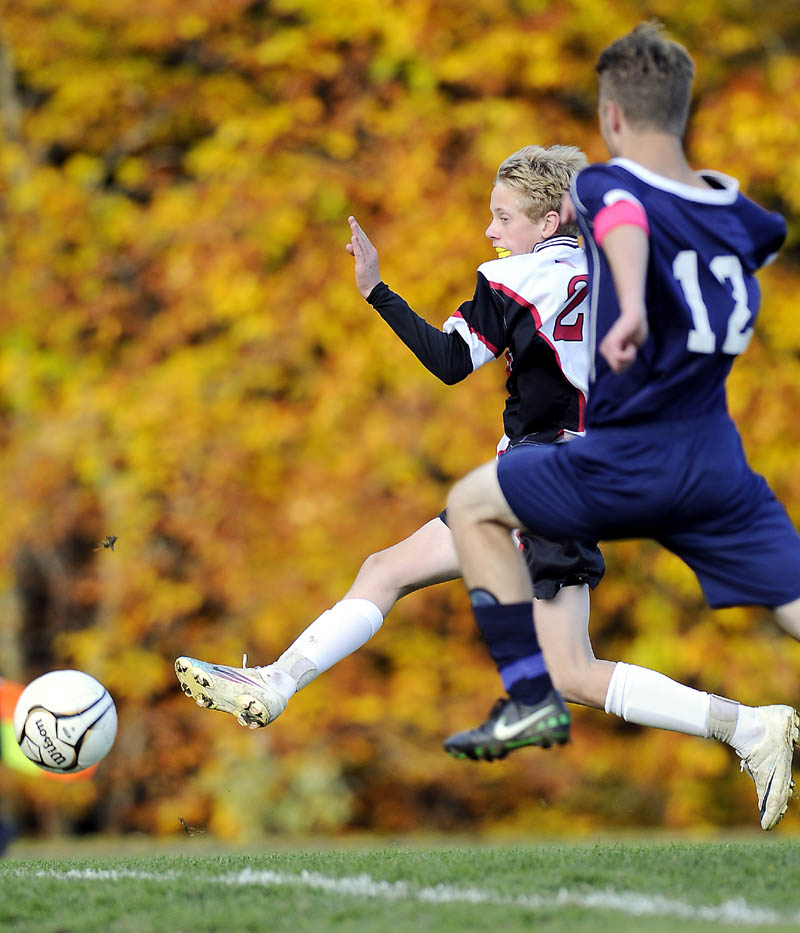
[367,236,590,444]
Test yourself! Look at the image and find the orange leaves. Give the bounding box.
[1,0,800,840]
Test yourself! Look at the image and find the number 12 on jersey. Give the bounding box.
[673,250,754,355]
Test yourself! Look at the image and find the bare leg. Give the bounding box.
[444,462,615,708]
[266,516,461,694]
[442,459,575,754]
[532,574,800,833]
[344,517,460,616]
[533,584,615,708]
[774,596,800,641]
[445,460,775,746]
[177,518,462,729]
[446,460,531,601]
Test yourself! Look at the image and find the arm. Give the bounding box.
[346,216,473,384]
[597,225,649,374]
[573,167,650,374]
[366,284,473,385]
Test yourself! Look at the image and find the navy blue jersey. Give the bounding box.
[571,158,787,426]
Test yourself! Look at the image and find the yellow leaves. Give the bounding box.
[0,142,30,191]
[114,156,147,190]
[438,25,557,94]
[340,692,387,726]
[204,266,265,323]
[66,638,175,702]
[322,129,358,160]
[270,0,391,42]
[651,549,700,602]
[692,60,800,201]
[202,96,324,155]
[2,0,800,842]
[254,29,309,68]
[176,13,209,42]
[7,163,60,215]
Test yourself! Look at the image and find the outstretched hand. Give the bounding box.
[346,216,381,298]
[599,311,649,373]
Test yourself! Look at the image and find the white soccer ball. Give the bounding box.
[13,670,117,774]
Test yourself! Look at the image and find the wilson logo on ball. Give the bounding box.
[13,670,117,774]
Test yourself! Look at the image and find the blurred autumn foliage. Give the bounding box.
[1,0,800,841]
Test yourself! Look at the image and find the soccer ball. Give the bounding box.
[13,670,117,774]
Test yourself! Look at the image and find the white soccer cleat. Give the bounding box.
[174,656,287,729]
[739,705,800,831]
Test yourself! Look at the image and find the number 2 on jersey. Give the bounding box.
[553,275,588,341]
[673,250,754,355]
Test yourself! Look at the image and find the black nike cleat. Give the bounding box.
[444,690,570,761]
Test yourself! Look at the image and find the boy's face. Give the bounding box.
[485,183,550,256]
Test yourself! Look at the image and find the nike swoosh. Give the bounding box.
[761,771,775,820]
[493,705,556,741]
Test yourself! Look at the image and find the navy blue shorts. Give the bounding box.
[496,413,800,609]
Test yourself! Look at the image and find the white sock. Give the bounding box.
[730,705,766,758]
[605,662,710,737]
[604,662,765,755]
[268,598,384,698]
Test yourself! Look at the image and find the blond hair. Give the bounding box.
[596,22,694,136]
[495,145,587,237]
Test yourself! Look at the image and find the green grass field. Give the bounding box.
[3,838,800,932]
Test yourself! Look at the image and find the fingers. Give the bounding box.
[347,216,361,258]
[601,341,638,373]
[559,193,576,226]
[348,215,379,267]
[349,216,375,248]
[346,215,381,297]
[348,215,366,242]
[614,347,638,373]
[347,215,370,262]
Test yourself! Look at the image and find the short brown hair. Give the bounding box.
[495,145,587,236]
[596,22,694,136]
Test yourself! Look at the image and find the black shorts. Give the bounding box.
[438,510,605,600]
[517,529,605,600]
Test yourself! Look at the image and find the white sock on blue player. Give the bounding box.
[605,661,710,736]
[604,660,770,755]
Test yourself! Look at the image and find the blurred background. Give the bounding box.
[1,0,799,844]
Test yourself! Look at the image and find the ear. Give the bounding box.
[541,210,561,238]
[601,97,623,135]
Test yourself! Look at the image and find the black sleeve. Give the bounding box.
[366,281,473,385]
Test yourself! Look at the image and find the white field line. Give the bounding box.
[18,866,800,927]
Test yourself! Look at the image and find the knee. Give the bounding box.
[774,598,800,641]
[355,548,398,590]
[446,463,498,525]
[446,475,473,523]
